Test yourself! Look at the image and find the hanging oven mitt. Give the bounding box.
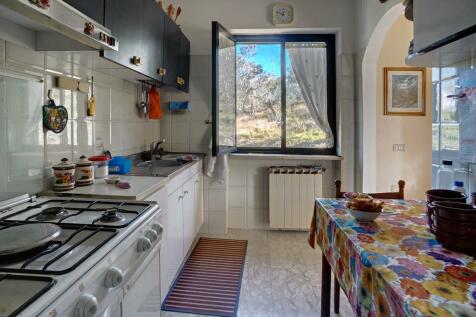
[148,84,163,120]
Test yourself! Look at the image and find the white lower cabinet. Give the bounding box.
[182,177,195,255]
[149,166,204,303]
[166,186,184,293]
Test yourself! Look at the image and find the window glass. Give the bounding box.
[236,43,281,148]
[285,45,328,148]
[440,78,458,122]
[217,32,236,148]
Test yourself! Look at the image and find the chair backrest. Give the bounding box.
[335,179,405,200]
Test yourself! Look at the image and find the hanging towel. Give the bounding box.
[205,139,228,184]
[148,85,163,119]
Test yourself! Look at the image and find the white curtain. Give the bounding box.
[287,43,334,148]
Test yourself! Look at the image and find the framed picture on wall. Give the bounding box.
[384,67,426,116]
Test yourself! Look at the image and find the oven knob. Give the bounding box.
[151,223,163,237]
[144,229,158,243]
[74,294,98,317]
[137,237,151,252]
[104,267,123,288]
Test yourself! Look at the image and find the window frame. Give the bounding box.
[233,33,337,155]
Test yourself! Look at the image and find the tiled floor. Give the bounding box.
[162,229,353,317]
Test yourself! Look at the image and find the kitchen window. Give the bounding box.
[212,22,336,156]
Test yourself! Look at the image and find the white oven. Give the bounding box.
[37,208,163,317]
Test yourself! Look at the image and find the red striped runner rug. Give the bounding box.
[161,237,247,317]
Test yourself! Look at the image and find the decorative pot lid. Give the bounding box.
[53,158,75,170]
[76,155,92,167]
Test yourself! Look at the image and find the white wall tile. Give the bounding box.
[247,187,264,209]
[190,55,210,79]
[72,118,94,160]
[229,161,247,186]
[189,120,210,147]
[208,189,227,212]
[170,120,189,144]
[0,40,5,62]
[93,84,111,120]
[94,120,110,154]
[208,211,227,234]
[229,186,246,208]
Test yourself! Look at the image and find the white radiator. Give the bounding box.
[269,172,323,230]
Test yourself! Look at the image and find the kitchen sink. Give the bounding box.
[136,160,184,168]
[128,158,188,177]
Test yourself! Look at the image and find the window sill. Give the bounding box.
[229,153,343,161]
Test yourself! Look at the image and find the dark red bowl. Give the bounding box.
[432,201,476,221]
[435,227,476,255]
[426,190,468,233]
[435,216,476,237]
[426,189,467,203]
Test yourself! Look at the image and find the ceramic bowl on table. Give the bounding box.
[346,198,384,222]
[348,209,381,222]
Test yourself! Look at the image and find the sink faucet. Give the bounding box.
[150,139,167,160]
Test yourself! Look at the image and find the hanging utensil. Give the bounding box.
[175,6,182,23]
[87,76,95,116]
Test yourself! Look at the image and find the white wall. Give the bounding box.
[375,15,432,199]
[0,39,160,196]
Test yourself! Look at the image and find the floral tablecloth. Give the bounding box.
[314,198,476,317]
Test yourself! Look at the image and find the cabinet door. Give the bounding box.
[63,0,105,25]
[103,0,146,75]
[182,178,195,255]
[178,33,190,92]
[193,173,204,236]
[163,16,181,87]
[142,0,165,79]
[166,187,184,285]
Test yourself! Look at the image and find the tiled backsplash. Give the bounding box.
[0,40,160,196]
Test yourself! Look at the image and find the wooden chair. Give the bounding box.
[333,179,405,314]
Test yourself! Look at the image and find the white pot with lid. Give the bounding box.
[53,158,76,191]
[75,155,94,186]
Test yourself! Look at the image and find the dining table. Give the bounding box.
[309,198,476,317]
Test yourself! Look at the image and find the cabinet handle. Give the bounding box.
[158,68,166,76]
[131,56,142,66]
[184,190,189,195]
[176,77,185,86]
[178,195,184,200]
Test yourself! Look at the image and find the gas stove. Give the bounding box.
[0,195,162,317]
[1,198,154,228]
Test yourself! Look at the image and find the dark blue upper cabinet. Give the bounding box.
[63,0,105,25]
[100,0,189,90]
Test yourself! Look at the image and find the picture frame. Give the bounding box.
[384,67,426,116]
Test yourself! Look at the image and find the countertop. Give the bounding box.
[42,159,203,201]
[43,176,168,201]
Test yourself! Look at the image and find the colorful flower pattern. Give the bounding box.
[314,199,476,317]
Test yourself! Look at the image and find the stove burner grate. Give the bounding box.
[36,207,68,221]
[96,209,126,224]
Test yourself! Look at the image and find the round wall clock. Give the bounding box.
[272,3,294,26]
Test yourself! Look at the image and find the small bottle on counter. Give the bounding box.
[451,181,466,195]
[436,160,455,189]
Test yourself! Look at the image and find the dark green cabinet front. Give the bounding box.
[102,0,147,75]
[178,33,190,92]
[100,0,189,90]
[63,0,105,25]
[163,16,181,87]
